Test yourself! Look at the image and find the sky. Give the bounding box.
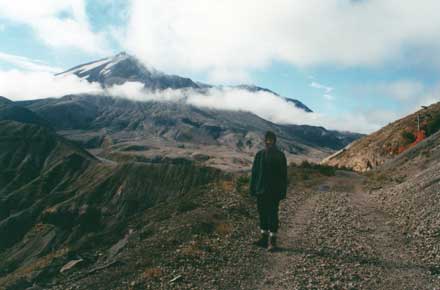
[1,0,440,133]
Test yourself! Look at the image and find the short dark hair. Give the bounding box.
[265,131,277,143]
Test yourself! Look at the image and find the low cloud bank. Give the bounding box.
[105,82,386,133]
[0,71,423,133]
[0,70,102,100]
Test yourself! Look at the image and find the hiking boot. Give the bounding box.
[267,234,277,252]
[253,232,269,248]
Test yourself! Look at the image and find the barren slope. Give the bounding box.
[322,102,440,171]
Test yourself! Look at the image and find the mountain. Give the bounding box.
[11,53,361,169]
[18,94,360,170]
[57,52,312,113]
[57,52,199,90]
[322,102,440,171]
[0,96,13,105]
[0,96,49,127]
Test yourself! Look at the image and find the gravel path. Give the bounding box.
[252,173,439,290]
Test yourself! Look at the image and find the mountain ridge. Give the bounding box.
[17,93,361,170]
[57,52,313,113]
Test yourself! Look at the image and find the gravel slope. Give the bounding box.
[253,171,439,290]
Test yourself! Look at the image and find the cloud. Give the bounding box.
[0,68,397,133]
[124,0,440,82]
[352,79,440,128]
[310,81,335,101]
[106,82,187,102]
[0,0,109,54]
[0,51,62,72]
[309,82,333,94]
[377,80,425,101]
[105,83,381,133]
[309,81,335,101]
[354,80,437,105]
[411,83,440,110]
[0,69,102,100]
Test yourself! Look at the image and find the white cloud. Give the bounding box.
[0,68,392,133]
[0,51,62,72]
[0,0,109,54]
[377,80,425,101]
[106,82,147,100]
[124,0,440,82]
[104,84,380,133]
[354,79,438,106]
[411,84,440,110]
[310,82,333,94]
[0,70,102,100]
[352,79,440,128]
[309,81,335,101]
[106,82,187,102]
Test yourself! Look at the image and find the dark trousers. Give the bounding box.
[257,195,280,233]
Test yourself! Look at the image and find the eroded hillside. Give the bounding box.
[322,102,440,171]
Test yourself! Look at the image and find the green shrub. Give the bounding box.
[401,131,416,145]
[297,161,336,176]
[316,165,336,176]
[427,114,440,136]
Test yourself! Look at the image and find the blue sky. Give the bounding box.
[1,0,440,133]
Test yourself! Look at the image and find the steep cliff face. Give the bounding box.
[322,102,440,171]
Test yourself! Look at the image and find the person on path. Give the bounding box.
[249,131,288,251]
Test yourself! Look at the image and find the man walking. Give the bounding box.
[249,131,287,251]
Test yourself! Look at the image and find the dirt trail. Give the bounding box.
[252,171,438,290]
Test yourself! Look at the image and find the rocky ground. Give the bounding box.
[3,161,440,289]
[255,170,440,290]
[1,177,266,290]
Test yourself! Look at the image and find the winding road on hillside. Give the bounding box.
[248,171,439,290]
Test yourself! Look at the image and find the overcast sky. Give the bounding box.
[1,0,440,133]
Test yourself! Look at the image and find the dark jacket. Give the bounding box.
[249,147,287,200]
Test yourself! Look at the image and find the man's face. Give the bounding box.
[265,137,275,149]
